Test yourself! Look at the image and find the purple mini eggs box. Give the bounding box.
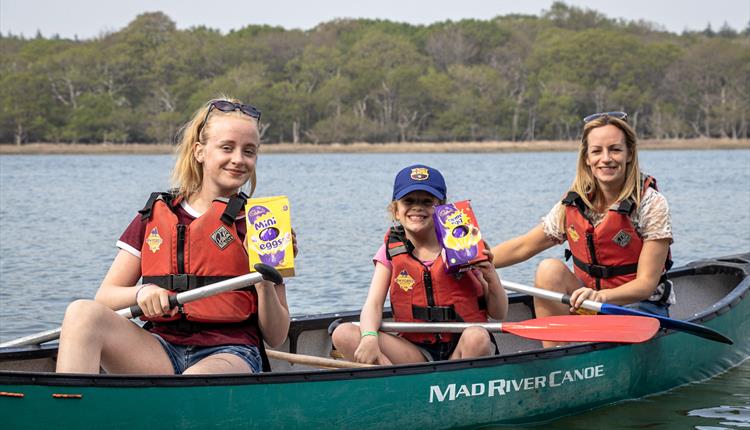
[245,196,295,277]
[433,200,487,273]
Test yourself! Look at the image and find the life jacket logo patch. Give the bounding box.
[395,270,415,292]
[613,230,632,248]
[567,225,580,242]
[211,226,235,250]
[146,227,163,253]
[410,167,429,181]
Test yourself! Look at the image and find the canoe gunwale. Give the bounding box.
[0,253,747,388]
[0,340,627,387]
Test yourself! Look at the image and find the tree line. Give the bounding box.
[1,2,748,145]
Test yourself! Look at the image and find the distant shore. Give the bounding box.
[1,139,748,155]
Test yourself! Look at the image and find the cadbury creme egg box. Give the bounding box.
[433,200,487,273]
[245,196,295,277]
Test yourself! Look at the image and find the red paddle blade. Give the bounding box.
[503,315,660,343]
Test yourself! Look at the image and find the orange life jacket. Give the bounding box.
[139,192,258,324]
[563,175,672,293]
[385,226,487,345]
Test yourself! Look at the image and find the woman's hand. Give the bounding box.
[473,243,508,320]
[569,287,608,312]
[136,284,177,318]
[473,244,501,294]
[291,228,298,257]
[354,335,392,365]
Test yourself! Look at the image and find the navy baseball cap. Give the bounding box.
[392,165,447,201]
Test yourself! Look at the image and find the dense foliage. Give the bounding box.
[1,3,748,144]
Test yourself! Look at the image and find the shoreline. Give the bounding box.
[1,139,748,155]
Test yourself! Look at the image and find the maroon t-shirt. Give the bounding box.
[118,200,260,347]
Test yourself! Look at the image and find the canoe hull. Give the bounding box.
[1,254,748,429]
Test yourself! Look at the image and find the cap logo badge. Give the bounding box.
[410,167,429,181]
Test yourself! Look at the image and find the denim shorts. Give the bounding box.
[152,334,262,374]
[413,331,499,362]
[414,340,458,362]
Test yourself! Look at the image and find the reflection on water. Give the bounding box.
[507,359,750,430]
[691,405,750,429]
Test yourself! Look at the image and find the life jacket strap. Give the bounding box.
[570,254,639,279]
[386,225,413,260]
[139,192,175,221]
[411,296,486,323]
[142,275,237,292]
[411,305,457,322]
[561,191,580,206]
[654,277,673,306]
[562,191,589,218]
[148,319,248,333]
[614,199,635,215]
[220,192,248,226]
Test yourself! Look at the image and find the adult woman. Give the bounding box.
[492,112,673,347]
[56,97,291,374]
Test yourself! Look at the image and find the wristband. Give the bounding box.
[360,331,379,338]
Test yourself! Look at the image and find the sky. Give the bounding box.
[1,0,748,39]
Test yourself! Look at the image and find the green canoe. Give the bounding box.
[1,253,748,429]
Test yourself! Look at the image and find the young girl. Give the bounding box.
[56,97,290,375]
[332,165,508,364]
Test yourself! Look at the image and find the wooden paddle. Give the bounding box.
[361,314,660,343]
[0,264,283,348]
[266,350,373,369]
[502,281,733,345]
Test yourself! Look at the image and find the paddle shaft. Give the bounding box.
[266,350,373,369]
[502,280,733,344]
[502,281,604,312]
[376,322,505,333]
[0,265,283,348]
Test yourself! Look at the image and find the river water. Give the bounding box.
[1,150,749,428]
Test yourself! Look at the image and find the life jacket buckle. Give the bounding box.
[168,274,194,292]
[413,305,457,322]
[587,264,614,279]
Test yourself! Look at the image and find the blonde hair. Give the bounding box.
[171,96,260,200]
[570,115,641,212]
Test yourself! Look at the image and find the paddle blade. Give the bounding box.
[503,315,660,344]
[598,304,733,344]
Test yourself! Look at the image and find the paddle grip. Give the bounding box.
[128,304,144,318]
[127,294,179,319]
[560,294,572,305]
[254,263,284,285]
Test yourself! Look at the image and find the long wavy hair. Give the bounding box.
[171,96,260,200]
[570,115,641,211]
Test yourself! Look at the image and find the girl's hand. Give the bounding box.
[256,280,276,290]
[353,335,392,365]
[136,284,178,318]
[474,244,501,293]
[569,287,608,312]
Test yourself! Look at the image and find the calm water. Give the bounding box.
[1,150,749,428]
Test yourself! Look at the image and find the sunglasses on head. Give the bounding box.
[583,111,628,123]
[198,100,262,134]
